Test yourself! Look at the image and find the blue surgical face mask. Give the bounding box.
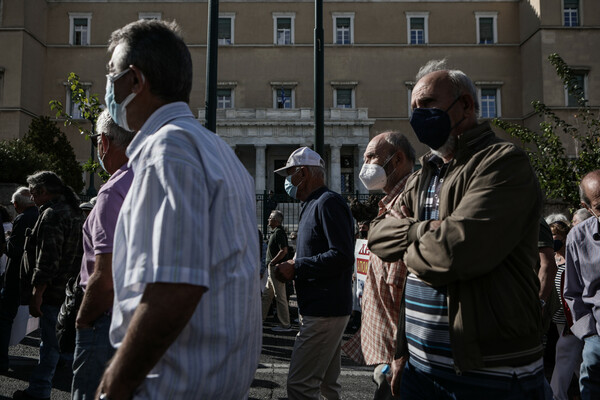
[105,68,136,132]
[409,96,464,150]
[285,169,303,199]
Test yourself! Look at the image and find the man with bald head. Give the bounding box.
[343,131,415,400]
[564,169,600,400]
[368,60,547,398]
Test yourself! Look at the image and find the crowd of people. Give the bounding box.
[0,18,598,400]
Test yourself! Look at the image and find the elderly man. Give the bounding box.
[96,20,260,399]
[70,110,134,400]
[274,146,354,400]
[261,210,291,332]
[0,188,38,373]
[564,170,600,400]
[572,207,593,226]
[14,172,84,400]
[343,131,415,400]
[368,60,546,399]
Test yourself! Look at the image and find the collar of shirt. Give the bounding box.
[378,173,410,215]
[126,101,195,165]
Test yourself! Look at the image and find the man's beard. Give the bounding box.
[431,134,457,159]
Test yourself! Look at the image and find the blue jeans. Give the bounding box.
[399,361,551,400]
[71,313,115,400]
[580,334,600,400]
[26,304,60,398]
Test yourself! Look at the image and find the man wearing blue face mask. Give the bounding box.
[273,147,355,400]
[369,59,548,399]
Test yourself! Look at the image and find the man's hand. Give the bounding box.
[389,356,408,397]
[274,259,295,282]
[29,285,46,317]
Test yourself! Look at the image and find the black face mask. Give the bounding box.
[553,239,564,252]
[409,96,464,150]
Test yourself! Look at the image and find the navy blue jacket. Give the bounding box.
[294,186,354,317]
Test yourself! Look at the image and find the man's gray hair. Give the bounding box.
[96,109,135,148]
[307,165,326,181]
[11,187,34,208]
[573,207,592,222]
[270,210,284,223]
[384,131,416,166]
[416,59,480,115]
[545,213,570,226]
[108,19,192,103]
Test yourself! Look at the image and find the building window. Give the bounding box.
[138,12,161,20]
[476,12,498,44]
[217,88,233,109]
[563,0,580,27]
[341,155,354,193]
[335,88,354,108]
[565,71,587,107]
[273,13,295,45]
[406,12,429,45]
[69,13,91,46]
[479,87,500,118]
[66,84,90,120]
[405,83,415,117]
[333,13,354,45]
[274,87,293,109]
[219,13,235,45]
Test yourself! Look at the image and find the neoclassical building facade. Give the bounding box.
[0,0,598,195]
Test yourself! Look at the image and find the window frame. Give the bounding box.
[564,71,588,107]
[138,12,162,21]
[334,88,354,109]
[65,82,91,120]
[216,88,234,109]
[332,12,355,45]
[405,12,429,45]
[271,82,297,109]
[69,12,92,46]
[563,0,581,27]
[477,86,501,118]
[475,12,498,44]
[273,13,295,45]
[218,13,236,45]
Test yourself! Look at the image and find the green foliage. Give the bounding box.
[49,72,105,183]
[0,139,52,185]
[493,53,600,210]
[22,116,84,193]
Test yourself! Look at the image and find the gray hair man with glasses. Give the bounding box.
[96,19,261,400]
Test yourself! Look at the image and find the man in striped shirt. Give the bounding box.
[95,20,261,399]
[368,60,548,398]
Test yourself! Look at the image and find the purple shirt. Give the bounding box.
[79,164,134,289]
[564,215,600,339]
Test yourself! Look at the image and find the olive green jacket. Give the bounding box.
[368,122,544,373]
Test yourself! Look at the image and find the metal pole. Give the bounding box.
[205,0,219,133]
[314,0,324,157]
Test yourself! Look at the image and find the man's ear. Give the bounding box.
[100,132,110,151]
[129,65,146,94]
[461,94,476,117]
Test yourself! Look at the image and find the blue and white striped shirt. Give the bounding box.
[110,102,262,399]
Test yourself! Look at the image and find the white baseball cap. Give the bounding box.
[274,147,325,176]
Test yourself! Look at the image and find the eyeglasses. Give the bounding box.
[90,133,100,148]
[106,68,131,83]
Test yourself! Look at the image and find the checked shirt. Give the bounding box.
[343,174,409,365]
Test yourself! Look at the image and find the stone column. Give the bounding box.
[255,144,266,193]
[330,144,341,193]
[357,144,368,194]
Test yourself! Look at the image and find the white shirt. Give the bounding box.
[111,102,262,399]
